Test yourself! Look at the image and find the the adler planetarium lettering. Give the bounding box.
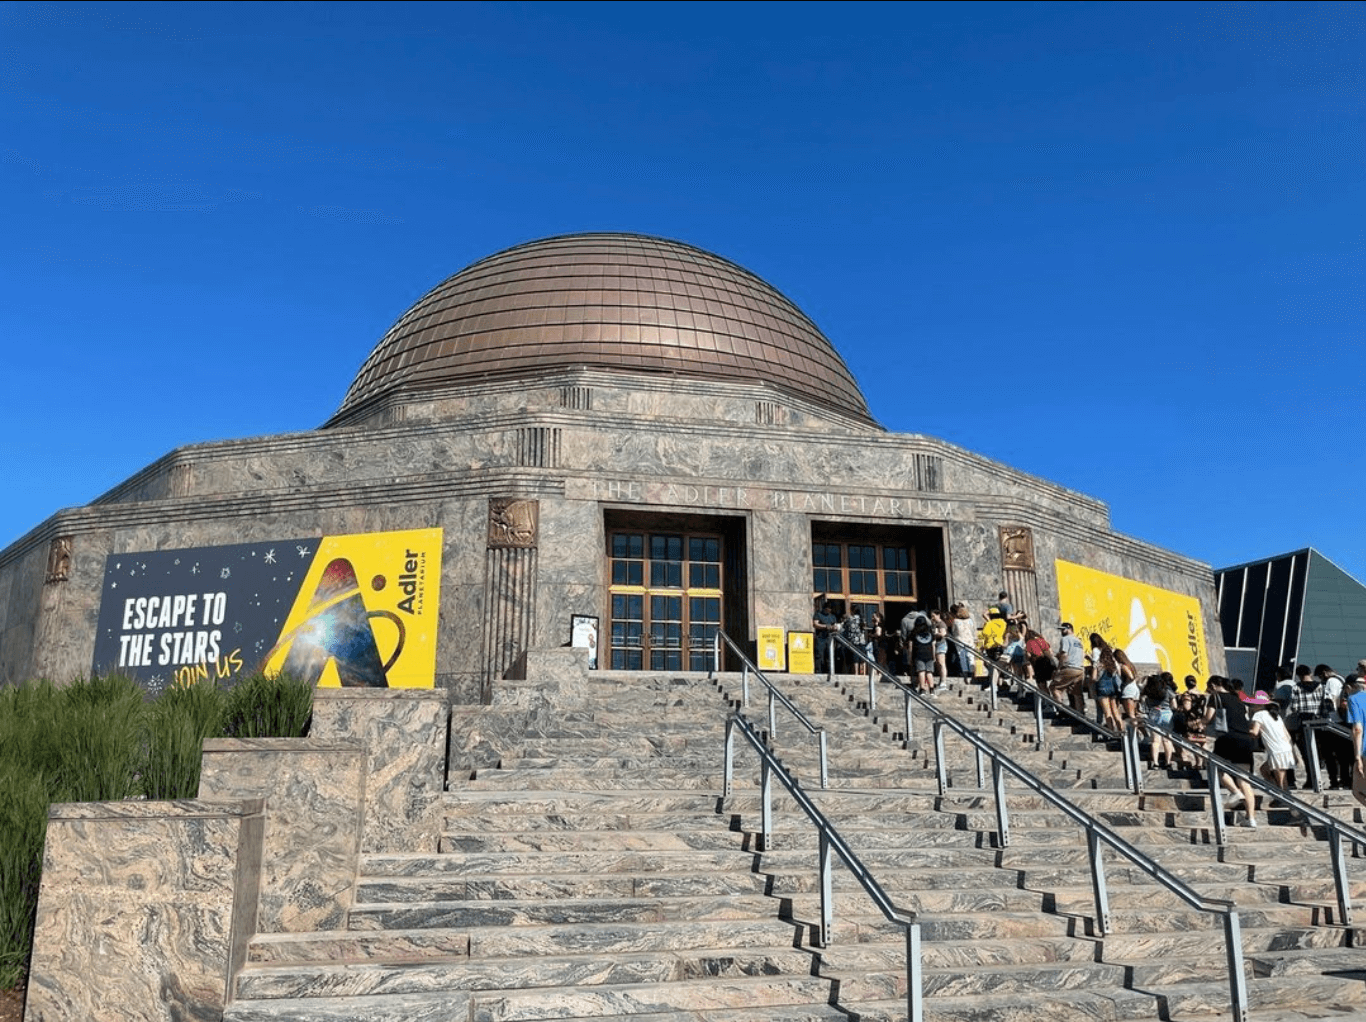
[585,479,934,518]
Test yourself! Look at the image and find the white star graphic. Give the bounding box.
[264,549,277,564]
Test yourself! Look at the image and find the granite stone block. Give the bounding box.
[199,739,365,933]
[25,799,264,1022]
[309,688,449,854]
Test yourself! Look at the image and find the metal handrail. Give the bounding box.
[1128,717,1366,938]
[827,632,1249,1021]
[936,633,1363,947]
[944,634,1124,744]
[712,631,828,788]
[723,712,924,1022]
[1305,718,1356,794]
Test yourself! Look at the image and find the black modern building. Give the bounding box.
[1216,548,1366,687]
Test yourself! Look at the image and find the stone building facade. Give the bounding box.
[0,233,1224,695]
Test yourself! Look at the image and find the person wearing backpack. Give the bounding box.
[1315,663,1351,788]
[840,609,865,675]
[1284,665,1324,787]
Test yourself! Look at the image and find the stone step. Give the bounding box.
[1160,974,1366,1016]
[347,893,785,932]
[364,849,763,877]
[442,811,740,834]
[353,872,1029,909]
[441,791,722,815]
[465,769,722,791]
[438,829,756,854]
[464,918,803,959]
[225,991,471,1022]
[247,929,469,965]
[235,945,819,1000]
[466,975,836,1021]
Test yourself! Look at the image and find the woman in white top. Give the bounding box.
[1244,690,1296,790]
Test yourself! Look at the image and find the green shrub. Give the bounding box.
[49,674,145,804]
[140,680,228,801]
[0,670,314,991]
[0,680,62,790]
[220,671,314,739]
[0,763,48,990]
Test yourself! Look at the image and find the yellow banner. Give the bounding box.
[757,627,786,672]
[265,528,443,688]
[788,631,815,674]
[1055,560,1208,679]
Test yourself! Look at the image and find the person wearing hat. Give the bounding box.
[977,606,1007,658]
[1244,690,1295,793]
[1049,622,1087,710]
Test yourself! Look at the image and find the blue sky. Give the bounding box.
[2,2,1363,583]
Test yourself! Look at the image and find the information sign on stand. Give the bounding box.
[788,631,815,674]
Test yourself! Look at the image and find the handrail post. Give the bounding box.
[711,632,720,678]
[818,729,829,790]
[1034,690,1044,745]
[1087,827,1112,935]
[742,662,751,707]
[768,688,777,738]
[760,756,773,853]
[1306,726,1323,793]
[934,719,948,796]
[868,663,877,714]
[992,759,1010,848]
[976,747,985,790]
[1122,721,1135,792]
[988,663,999,712]
[723,718,735,798]
[906,923,924,1022]
[1128,723,1145,795]
[1330,832,1355,932]
[1208,757,1228,847]
[818,830,833,949]
[903,690,913,748]
[1224,910,1249,1022]
[827,637,835,681]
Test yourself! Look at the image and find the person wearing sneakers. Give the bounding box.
[1244,690,1295,793]
[1203,676,1259,827]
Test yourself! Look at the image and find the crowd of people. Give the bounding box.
[812,591,1366,830]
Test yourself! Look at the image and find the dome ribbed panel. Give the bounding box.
[336,234,872,423]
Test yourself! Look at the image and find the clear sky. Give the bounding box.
[3,2,1363,584]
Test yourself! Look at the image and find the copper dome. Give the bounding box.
[334,233,874,424]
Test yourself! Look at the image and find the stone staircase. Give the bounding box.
[223,665,1366,1021]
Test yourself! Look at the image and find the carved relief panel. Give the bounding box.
[1000,526,1035,571]
[488,499,539,549]
[45,536,73,584]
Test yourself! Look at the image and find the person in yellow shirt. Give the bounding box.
[977,608,1007,656]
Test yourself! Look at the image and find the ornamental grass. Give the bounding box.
[0,671,313,991]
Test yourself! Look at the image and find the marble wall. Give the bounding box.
[0,369,1224,689]
[198,739,364,933]
[25,799,263,1022]
[310,688,449,854]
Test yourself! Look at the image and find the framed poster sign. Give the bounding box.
[570,614,599,670]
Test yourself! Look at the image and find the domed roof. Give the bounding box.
[335,233,874,424]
